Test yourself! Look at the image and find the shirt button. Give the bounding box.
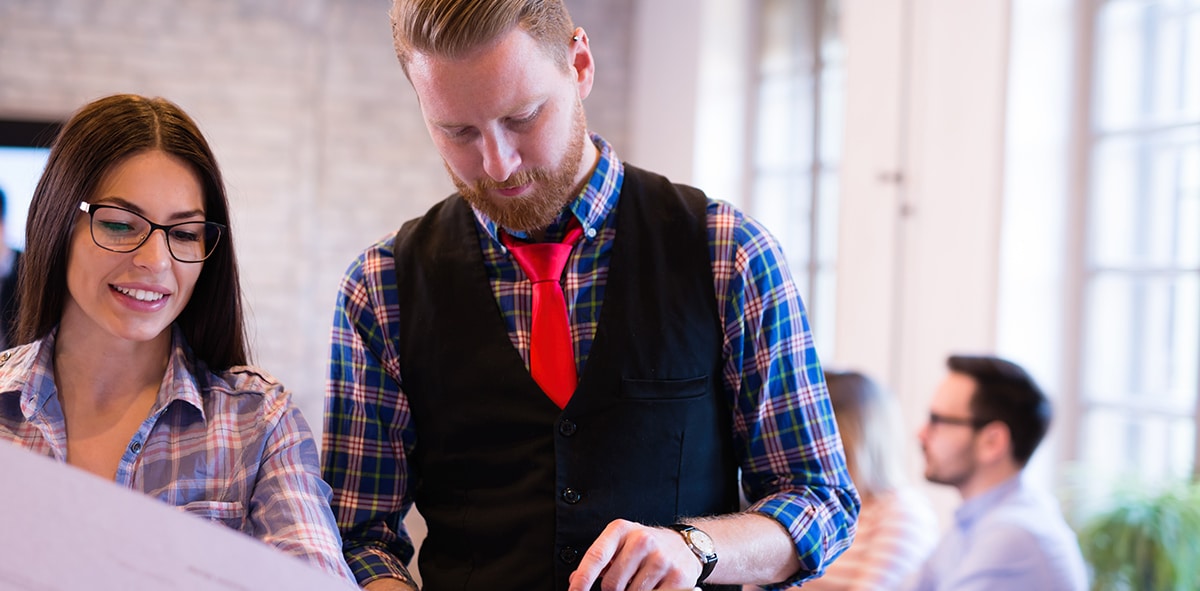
[0,351,10,366]
[129,441,142,454]
[559,546,580,564]
[561,488,582,504]
[558,419,577,437]
[585,227,597,238]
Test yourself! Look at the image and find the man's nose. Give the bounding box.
[481,131,520,182]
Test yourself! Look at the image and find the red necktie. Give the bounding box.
[502,219,584,408]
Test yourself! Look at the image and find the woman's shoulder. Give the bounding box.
[195,363,295,419]
[202,364,286,396]
[0,341,41,367]
[0,340,48,392]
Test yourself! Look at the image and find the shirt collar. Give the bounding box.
[15,325,207,423]
[12,333,58,420]
[471,132,625,246]
[161,325,207,420]
[954,472,1024,530]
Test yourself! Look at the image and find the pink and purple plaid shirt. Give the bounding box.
[0,326,355,583]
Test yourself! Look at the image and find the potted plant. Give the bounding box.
[1078,481,1200,591]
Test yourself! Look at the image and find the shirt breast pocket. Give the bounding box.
[619,375,708,400]
[179,500,247,532]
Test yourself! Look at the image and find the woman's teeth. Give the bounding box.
[115,286,165,302]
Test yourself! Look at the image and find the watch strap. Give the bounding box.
[667,523,717,585]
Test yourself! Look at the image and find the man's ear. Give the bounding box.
[570,27,595,101]
[975,421,1013,465]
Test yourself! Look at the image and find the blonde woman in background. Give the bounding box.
[798,370,939,591]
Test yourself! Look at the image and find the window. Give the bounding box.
[746,0,844,358]
[1074,0,1200,487]
[0,119,60,251]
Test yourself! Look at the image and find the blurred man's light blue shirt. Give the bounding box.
[904,474,1088,591]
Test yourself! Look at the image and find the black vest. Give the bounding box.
[393,165,739,591]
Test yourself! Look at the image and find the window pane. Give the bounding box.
[820,65,845,162]
[812,267,838,358]
[1095,0,1200,128]
[752,173,812,267]
[759,0,809,76]
[817,168,840,263]
[755,75,812,170]
[1089,130,1200,268]
[1079,408,1195,488]
[1081,272,1199,413]
[1187,7,1200,116]
[819,1,845,161]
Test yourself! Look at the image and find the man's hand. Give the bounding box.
[567,519,701,591]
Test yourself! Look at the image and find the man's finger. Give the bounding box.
[569,520,632,591]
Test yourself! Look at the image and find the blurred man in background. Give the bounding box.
[905,355,1087,590]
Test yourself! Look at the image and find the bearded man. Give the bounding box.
[322,2,859,590]
[905,355,1087,591]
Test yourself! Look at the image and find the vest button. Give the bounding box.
[559,546,580,564]
[561,487,582,504]
[558,419,577,436]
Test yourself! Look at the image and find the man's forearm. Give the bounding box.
[689,512,799,586]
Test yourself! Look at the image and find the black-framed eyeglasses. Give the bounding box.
[79,201,225,263]
[928,412,993,430]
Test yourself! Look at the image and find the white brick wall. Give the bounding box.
[0,0,633,440]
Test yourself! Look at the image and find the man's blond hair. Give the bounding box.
[389,0,575,78]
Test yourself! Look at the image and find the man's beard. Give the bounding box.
[923,450,975,489]
[449,100,588,234]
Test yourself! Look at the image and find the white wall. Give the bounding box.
[0,0,439,440]
[624,0,701,183]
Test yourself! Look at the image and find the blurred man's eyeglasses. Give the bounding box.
[928,412,992,430]
[79,201,224,263]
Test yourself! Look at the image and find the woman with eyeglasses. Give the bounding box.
[0,94,355,584]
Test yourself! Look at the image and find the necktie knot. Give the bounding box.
[501,219,584,283]
[506,242,574,284]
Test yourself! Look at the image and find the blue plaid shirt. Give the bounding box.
[323,134,859,587]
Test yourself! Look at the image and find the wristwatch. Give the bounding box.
[668,523,717,585]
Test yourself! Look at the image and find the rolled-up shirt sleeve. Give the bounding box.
[709,200,861,588]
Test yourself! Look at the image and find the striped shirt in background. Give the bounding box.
[793,487,938,591]
[0,326,356,583]
[323,133,860,587]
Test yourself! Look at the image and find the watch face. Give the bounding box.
[687,529,716,557]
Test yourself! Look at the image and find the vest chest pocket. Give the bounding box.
[620,375,708,400]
